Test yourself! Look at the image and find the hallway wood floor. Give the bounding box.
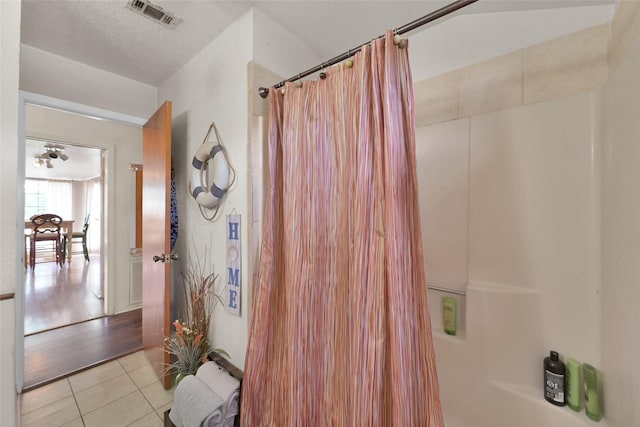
[23,254,143,391]
[24,309,143,391]
[24,254,103,335]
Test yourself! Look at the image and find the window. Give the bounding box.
[24,180,48,219]
[24,179,72,219]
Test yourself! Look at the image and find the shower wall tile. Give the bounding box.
[524,24,609,105]
[251,167,264,227]
[608,1,640,90]
[415,119,469,292]
[250,115,268,175]
[414,24,611,125]
[248,62,281,118]
[458,51,523,118]
[414,71,459,127]
[608,1,640,70]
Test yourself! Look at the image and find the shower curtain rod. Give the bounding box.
[258,0,479,98]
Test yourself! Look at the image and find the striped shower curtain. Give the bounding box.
[242,31,443,426]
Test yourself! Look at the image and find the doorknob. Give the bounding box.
[153,253,179,263]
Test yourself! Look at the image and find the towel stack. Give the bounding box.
[169,362,241,427]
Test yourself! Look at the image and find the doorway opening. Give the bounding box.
[17,92,147,391]
[24,139,105,335]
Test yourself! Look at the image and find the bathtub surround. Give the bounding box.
[415,2,640,426]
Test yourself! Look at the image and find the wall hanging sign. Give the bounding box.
[225,213,241,316]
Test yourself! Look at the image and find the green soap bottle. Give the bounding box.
[566,358,581,412]
[442,297,456,336]
[583,363,603,422]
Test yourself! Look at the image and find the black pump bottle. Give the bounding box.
[543,350,566,406]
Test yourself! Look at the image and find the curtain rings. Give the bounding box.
[393,34,408,49]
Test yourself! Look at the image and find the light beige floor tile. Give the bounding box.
[127,411,163,427]
[155,401,173,420]
[21,378,72,414]
[69,361,126,393]
[118,351,150,372]
[140,381,174,410]
[128,363,159,389]
[60,417,86,427]
[75,373,138,415]
[83,391,154,427]
[21,396,80,427]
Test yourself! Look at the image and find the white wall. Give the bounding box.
[159,10,255,369]
[0,1,20,425]
[251,7,322,82]
[20,45,158,119]
[159,7,319,369]
[26,104,143,314]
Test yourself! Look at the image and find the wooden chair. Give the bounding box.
[29,214,64,269]
[62,214,90,262]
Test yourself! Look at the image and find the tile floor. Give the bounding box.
[19,351,174,427]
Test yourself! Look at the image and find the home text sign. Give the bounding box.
[225,214,241,316]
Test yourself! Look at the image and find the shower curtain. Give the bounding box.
[242,31,442,426]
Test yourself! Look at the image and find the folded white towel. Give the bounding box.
[196,361,240,400]
[169,375,225,427]
[196,362,241,427]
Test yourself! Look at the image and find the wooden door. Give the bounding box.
[142,101,172,389]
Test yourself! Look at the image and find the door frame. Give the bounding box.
[15,91,146,392]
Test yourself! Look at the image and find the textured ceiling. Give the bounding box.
[21,0,614,180]
[20,0,616,87]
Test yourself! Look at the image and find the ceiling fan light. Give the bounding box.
[60,153,69,161]
[46,159,53,169]
[33,158,42,168]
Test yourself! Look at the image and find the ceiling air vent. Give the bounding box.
[125,0,181,29]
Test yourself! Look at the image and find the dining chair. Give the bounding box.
[62,214,90,262]
[29,213,64,269]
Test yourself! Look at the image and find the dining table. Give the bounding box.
[24,219,75,266]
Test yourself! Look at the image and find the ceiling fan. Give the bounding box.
[33,143,69,169]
